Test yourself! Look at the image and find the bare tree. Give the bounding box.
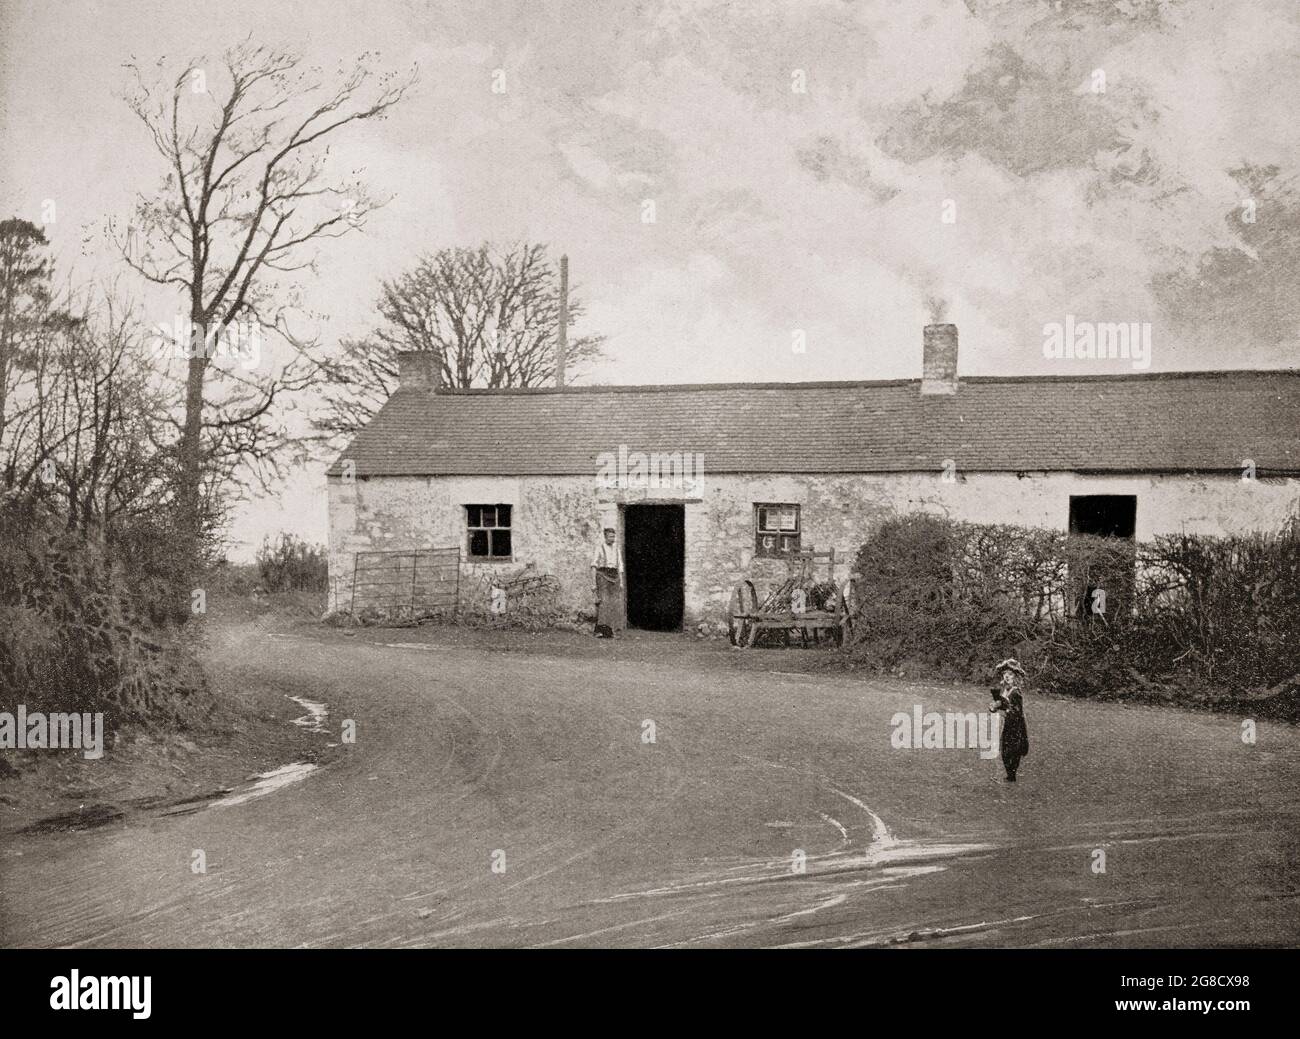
[0,272,173,532]
[115,40,413,556]
[315,242,604,437]
[0,219,53,447]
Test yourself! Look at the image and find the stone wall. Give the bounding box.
[328,470,1298,624]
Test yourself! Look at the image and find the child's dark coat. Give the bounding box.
[991,689,1030,779]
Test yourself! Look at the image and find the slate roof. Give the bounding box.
[328,370,1300,478]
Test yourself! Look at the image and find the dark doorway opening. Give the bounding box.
[1068,495,1137,620]
[1069,495,1137,538]
[624,504,685,631]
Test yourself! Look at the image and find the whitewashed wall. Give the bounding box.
[328,471,1298,623]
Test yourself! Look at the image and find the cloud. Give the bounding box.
[7,0,1299,550]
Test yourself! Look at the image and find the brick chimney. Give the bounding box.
[397,351,440,392]
[921,324,958,395]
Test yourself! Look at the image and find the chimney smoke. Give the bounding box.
[924,294,948,325]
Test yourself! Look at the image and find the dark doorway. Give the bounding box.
[1069,495,1137,538]
[624,504,685,631]
[1068,495,1137,620]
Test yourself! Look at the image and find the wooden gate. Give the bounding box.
[349,548,460,618]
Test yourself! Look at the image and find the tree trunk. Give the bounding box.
[176,330,208,610]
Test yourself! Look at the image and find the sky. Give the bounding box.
[2,0,1298,556]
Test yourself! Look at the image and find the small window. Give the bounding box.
[466,504,512,559]
[754,503,801,557]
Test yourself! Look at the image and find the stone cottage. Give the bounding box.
[327,325,1300,628]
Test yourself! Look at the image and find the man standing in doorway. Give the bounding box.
[591,525,625,638]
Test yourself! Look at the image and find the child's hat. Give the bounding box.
[993,657,1026,676]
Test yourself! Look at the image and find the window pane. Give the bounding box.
[757,507,774,532]
[469,529,489,556]
[780,507,798,531]
[497,504,511,528]
[481,506,496,528]
[492,529,512,557]
[466,505,481,528]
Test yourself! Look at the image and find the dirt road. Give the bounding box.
[3,620,1298,948]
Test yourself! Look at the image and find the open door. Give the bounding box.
[623,503,685,631]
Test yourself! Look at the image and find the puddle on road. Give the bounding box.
[287,695,329,734]
[207,762,320,809]
[20,695,331,835]
[163,697,327,812]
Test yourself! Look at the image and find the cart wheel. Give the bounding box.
[728,580,759,648]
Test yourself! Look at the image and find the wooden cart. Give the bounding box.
[727,548,854,649]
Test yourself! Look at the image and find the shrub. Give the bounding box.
[206,559,261,596]
[848,512,1300,706]
[0,497,215,730]
[256,533,328,593]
